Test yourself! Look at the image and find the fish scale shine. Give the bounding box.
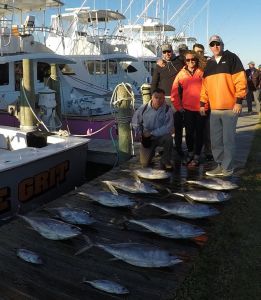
[84,279,129,295]
[186,178,238,190]
[78,191,136,207]
[97,243,182,267]
[17,248,43,264]
[46,207,96,225]
[149,202,219,219]
[21,216,82,240]
[103,178,159,194]
[129,218,205,238]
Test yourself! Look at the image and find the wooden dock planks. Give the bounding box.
[0,157,221,300]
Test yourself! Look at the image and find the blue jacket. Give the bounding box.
[131,101,174,137]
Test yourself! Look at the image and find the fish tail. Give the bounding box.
[192,234,208,246]
[103,181,118,195]
[75,235,94,256]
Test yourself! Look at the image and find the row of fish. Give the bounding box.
[16,167,239,295]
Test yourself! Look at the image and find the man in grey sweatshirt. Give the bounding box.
[132,88,174,170]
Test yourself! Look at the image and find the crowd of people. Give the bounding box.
[132,34,261,177]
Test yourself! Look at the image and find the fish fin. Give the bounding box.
[173,192,185,198]
[108,257,119,261]
[184,195,195,204]
[75,235,94,256]
[192,234,208,246]
[162,212,172,217]
[103,181,118,195]
[133,173,141,184]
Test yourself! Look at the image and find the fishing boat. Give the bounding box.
[0,0,89,221]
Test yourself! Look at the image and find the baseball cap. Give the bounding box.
[258,65,261,68]
[161,44,173,52]
[178,43,188,51]
[248,61,255,65]
[209,35,223,45]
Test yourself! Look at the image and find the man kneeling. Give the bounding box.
[132,88,174,170]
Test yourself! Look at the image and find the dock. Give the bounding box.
[0,109,260,300]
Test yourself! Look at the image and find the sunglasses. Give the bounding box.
[209,41,221,47]
[162,50,172,54]
[186,58,196,62]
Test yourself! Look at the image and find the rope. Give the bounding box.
[21,80,50,132]
[72,120,115,137]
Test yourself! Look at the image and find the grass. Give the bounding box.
[172,122,261,300]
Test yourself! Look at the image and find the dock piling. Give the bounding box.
[115,83,133,164]
[19,59,37,131]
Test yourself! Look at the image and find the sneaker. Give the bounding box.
[205,165,223,176]
[222,168,233,177]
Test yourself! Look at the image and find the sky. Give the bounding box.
[42,0,261,68]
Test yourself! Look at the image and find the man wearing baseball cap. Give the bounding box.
[245,61,261,114]
[199,34,247,177]
[151,43,185,157]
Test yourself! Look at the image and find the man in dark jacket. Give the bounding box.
[151,44,185,156]
[245,61,261,114]
[151,44,184,96]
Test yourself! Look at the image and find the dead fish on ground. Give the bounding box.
[45,207,96,225]
[133,168,171,180]
[102,178,159,194]
[20,216,82,240]
[83,279,129,295]
[78,191,136,207]
[128,218,205,239]
[186,178,238,190]
[149,202,219,219]
[17,248,43,264]
[76,239,182,268]
[173,190,231,203]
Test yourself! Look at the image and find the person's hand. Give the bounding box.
[157,59,166,68]
[143,130,151,138]
[199,107,206,116]
[233,103,242,114]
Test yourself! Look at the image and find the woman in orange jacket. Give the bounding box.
[171,50,208,166]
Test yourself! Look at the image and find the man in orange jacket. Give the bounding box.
[199,35,247,177]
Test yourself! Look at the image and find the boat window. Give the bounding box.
[60,64,75,75]
[0,63,9,86]
[108,60,117,74]
[85,61,106,75]
[144,61,157,76]
[120,62,137,73]
[37,63,50,82]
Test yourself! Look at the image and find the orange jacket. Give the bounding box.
[171,67,208,111]
[200,50,247,110]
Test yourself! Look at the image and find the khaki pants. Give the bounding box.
[139,134,173,167]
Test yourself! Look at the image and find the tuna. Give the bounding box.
[102,178,159,194]
[78,191,136,208]
[128,218,205,239]
[133,168,171,180]
[46,207,96,225]
[149,202,219,219]
[76,240,182,268]
[173,190,231,203]
[83,279,129,295]
[20,216,82,240]
[186,178,238,190]
[17,248,43,264]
